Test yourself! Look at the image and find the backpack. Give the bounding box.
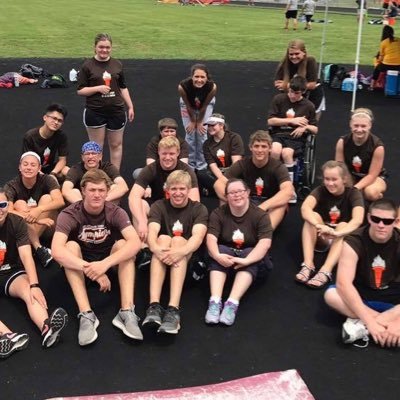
[323,64,338,85]
[40,74,68,89]
[19,63,47,79]
[330,66,348,89]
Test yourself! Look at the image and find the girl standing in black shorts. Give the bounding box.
[77,33,135,171]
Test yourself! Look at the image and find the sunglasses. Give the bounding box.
[0,201,8,209]
[370,215,396,226]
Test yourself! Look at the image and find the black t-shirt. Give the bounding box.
[225,157,290,199]
[311,186,364,224]
[77,57,127,113]
[345,226,400,290]
[179,77,215,109]
[5,174,60,205]
[22,127,68,174]
[203,130,245,168]
[208,203,273,248]
[0,213,30,270]
[135,161,198,201]
[65,161,120,189]
[148,199,208,240]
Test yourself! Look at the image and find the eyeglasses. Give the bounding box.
[0,201,9,209]
[82,152,100,156]
[370,215,396,226]
[226,189,247,196]
[46,114,64,124]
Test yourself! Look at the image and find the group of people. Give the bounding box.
[2,34,400,360]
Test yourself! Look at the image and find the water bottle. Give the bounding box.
[14,73,19,87]
[69,68,77,82]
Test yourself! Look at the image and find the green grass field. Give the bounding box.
[0,0,382,64]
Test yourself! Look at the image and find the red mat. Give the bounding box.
[48,369,315,400]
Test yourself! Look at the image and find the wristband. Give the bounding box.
[30,283,40,289]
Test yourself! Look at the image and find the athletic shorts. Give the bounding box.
[208,245,269,281]
[82,249,111,263]
[305,14,313,22]
[272,133,306,153]
[83,108,127,131]
[0,264,26,296]
[286,10,298,19]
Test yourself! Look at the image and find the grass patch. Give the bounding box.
[0,0,381,64]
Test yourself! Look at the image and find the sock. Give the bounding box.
[226,298,239,305]
[285,164,294,182]
[210,296,221,303]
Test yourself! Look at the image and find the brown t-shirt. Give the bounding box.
[225,157,290,199]
[0,213,30,269]
[345,226,400,290]
[55,201,132,257]
[208,203,273,249]
[203,130,245,168]
[22,127,69,174]
[340,133,385,180]
[148,199,208,240]
[275,56,318,83]
[5,174,60,205]
[311,186,364,225]
[65,161,120,189]
[135,161,198,201]
[77,57,127,113]
[179,77,215,109]
[146,135,189,161]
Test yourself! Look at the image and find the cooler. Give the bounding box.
[385,70,399,96]
[341,77,358,92]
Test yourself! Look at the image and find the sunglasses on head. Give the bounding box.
[0,201,8,209]
[370,215,395,225]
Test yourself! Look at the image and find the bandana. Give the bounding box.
[81,141,102,154]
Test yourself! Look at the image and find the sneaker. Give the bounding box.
[0,332,29,358]
[42,307,68,348]
[342,318,369,347]
[219,301,239,326]
[205,300,222,324]
[136,248,152,271]
[78,311,99,346]
[35,246,53,268]
[112,308,143,340]
[142,302,164,327]
[158,306,181,334]
[289,191,297,204]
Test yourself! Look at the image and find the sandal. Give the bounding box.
[306,270,332,289]
[295,263,315,284]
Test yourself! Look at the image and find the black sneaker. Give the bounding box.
[42,307,68,348]
[158,306,181,334]
[0,332,29,358]
[35,246,53,268]
[136,248,152,271]
[142,302,164,327]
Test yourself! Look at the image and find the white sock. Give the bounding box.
[227,298,239,305]
[210,296,221,303]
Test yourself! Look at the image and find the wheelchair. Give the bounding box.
[293,133,317,201]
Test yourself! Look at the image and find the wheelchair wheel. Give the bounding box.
[303,135,316,189]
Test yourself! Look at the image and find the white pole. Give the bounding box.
[351,0,366,111]
[318,0,330,79]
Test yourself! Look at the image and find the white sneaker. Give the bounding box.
[342,318,369,347]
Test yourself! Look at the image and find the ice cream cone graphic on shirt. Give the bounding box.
[103,71,111,87]
[43,147,50,166]
[172,220,183,237]
[27,197,37,208]
[163,183,170,199]
[352,156,362,173]
[372,255,386,289]
[255,177,264,196]
[329,206,341,225]
[232,229,245,249]
[0,240,7,265]
[216,149,226,167]
[286,108,295,118]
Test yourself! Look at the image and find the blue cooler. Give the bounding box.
[385,70,399,96]
[341,77,358,92]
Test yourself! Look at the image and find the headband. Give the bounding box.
[20,151,41,163]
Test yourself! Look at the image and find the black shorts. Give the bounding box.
[305,14,313,22]
[0,265,26,296]
[83,108,127,131]
[306,84,325,113]
[272,133,306,153]
[208,245,269,281]
[285,10,298,19]
[82,250,112,263]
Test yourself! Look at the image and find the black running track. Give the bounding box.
[0,59,399,400]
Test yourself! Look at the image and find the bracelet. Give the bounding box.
[30,283,40,289]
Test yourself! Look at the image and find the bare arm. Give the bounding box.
[62,181,82,204]
[209,163,225,180]
[333,206,364,238]
[258,181,293,212]
[120,87,135,122]
[105,176,129,202]
[51,156,67,175]
[178,84,196,122]
[233,238,271,268]
[214,175,228,202]
[354,146,385,191]
[335,138,345,162]
[188,187,200,202]
[197,83,217,122]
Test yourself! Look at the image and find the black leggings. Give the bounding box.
[372,63,400,80]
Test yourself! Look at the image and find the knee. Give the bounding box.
[363,186,383,202]
[38,194,52,205]
[13,200,28,212]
